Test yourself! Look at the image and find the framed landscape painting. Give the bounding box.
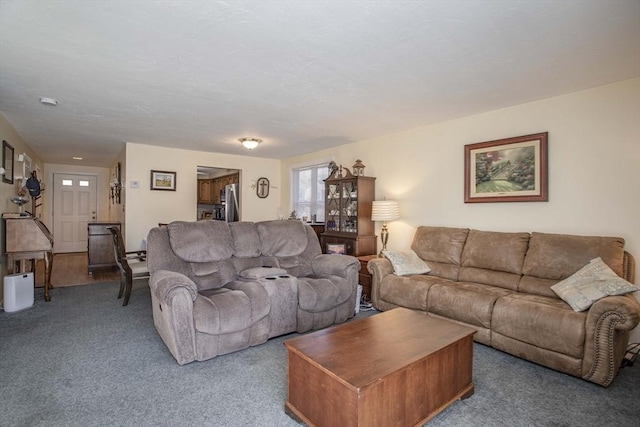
[150,170,176,191]
[464,132,548,203]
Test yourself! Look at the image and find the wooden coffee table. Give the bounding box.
[284,308,476,427]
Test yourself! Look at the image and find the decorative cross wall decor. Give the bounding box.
[256,177,269,198]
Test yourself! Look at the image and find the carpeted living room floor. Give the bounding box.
[1,280,639,427]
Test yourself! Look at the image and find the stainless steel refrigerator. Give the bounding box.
[223,183,240,222]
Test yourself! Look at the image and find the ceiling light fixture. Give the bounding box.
[39,97,58,106]
[239,137,262,150]
[72,156,83,160]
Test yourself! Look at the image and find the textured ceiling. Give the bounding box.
[0,0,638,167]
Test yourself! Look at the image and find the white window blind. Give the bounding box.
[291,163,329,222]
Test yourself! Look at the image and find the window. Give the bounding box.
[62,179,73,186]
[79,180,90,187]
[291,162,329,222]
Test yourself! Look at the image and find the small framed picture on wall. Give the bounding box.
[150,170,177,191]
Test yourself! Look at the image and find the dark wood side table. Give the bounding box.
[309,223,325,242]
[357,254,378,301]
[87,222,121,274]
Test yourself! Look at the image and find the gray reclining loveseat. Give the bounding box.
[146,220,359,365]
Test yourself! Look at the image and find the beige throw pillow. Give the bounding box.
[384,250,431,276]
[551,257,638,312]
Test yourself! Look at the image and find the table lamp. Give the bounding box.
[371,200,400,257]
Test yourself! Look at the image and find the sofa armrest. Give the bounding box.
[582,294,640,386]
[311,254,360,278]
[150,270,198,305]
[147,270,199,365]
[367,257,394,308]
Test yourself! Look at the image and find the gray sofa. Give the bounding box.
[146,220,359,365]
[367,226,640,387]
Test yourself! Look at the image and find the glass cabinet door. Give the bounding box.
[341,180,358,234]
[326,183,340,232]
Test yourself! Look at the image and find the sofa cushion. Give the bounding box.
[384,250,431,276]
[194,288,253,335]
[427,282,513,329]
[411,226,469,264]
[229,222,261,258]
[410,227,469,280]
[276,256,312,278]
[461,230,530,274]
[518,276,558,299]
[378,274,447,310]
[298,276,352,312]
[492,293,586,359]
[520,232,626,297]
[168,221,234,262]
[550,258,639,312]
[522,232,625,281]
[275,227,321,278]
[257,220,308,257]
[459,230,529,291]
[459,267,523,292]
[189,259,237,291]
[417,261,463,282]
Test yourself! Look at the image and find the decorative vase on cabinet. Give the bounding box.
[320,167,376,256]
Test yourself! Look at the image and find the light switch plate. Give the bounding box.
[131,180,139,189]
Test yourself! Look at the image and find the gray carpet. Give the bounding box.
[1,281,639,427]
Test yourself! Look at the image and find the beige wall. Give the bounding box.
[0,113,45,285]
[0,113,44,217]
[282,78,640,340]
[108,147,126,227]
[124,143,282,250]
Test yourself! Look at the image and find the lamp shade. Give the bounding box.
[371,200,400,222]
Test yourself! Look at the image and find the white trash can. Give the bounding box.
[3,272,34,313]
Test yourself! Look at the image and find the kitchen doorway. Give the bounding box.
[197,167,241,222]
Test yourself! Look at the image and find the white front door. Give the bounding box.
[53,173,98,253]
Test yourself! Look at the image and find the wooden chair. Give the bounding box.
[107,227,149,306]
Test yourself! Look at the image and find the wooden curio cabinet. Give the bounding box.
[320,167,376,256]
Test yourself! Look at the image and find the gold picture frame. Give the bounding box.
[464,132,548,203]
